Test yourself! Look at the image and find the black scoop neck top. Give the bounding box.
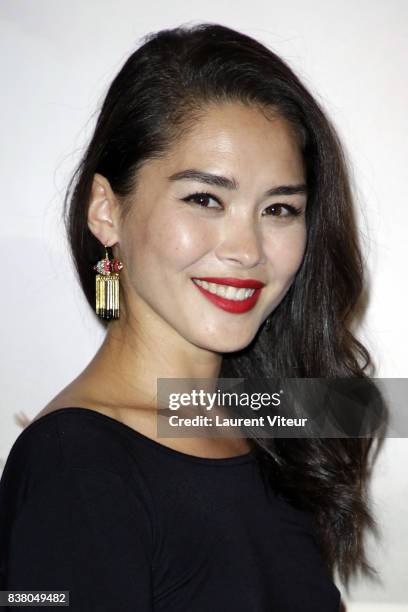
[0,407,341,611]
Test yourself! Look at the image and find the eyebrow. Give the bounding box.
[167,169,308,197]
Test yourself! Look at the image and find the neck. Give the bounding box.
[77,311,223,411]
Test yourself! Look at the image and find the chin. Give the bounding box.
[198,331,257,355]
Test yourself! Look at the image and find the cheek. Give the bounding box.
[129,210,214,274]
[264,226,307,278]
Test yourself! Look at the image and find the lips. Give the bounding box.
[192,277,265,289]
[191,277,265,314]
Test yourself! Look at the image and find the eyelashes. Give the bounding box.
[181,191,303,218]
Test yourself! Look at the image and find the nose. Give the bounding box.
[214,216,266,268]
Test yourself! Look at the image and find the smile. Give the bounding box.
[191,277,264,314]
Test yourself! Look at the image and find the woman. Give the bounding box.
[0,22,381,611]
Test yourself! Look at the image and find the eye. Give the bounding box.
[263,204,303,218]
[181,192,222,209]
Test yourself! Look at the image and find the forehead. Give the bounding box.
[162,101,305,177]
[134,101,306,192]
[174,102,298,154]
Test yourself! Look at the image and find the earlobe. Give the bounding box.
[87,173,120,247]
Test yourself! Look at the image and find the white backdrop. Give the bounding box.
[1,1,407,610]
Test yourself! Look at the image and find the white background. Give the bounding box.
[1,1,407,610]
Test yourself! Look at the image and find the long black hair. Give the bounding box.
[63,22,384,586]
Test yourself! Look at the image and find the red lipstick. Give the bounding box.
[191,277,265,314]
[193,277,265,289]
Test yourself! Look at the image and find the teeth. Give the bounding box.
[193,279,256,301]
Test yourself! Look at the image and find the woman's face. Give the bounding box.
[117,102,307,353]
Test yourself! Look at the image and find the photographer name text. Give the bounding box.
[167,415,308,428]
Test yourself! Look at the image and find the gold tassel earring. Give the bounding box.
[93,245,123,320]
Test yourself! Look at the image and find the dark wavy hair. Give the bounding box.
[63,22,384,586]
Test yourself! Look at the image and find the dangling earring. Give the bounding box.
[93,245,123,320]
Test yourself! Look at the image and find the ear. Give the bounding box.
[88,173,121,247]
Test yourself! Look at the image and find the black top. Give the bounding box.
[0,407,341,611]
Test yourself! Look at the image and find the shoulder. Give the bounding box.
[0,408,155,522]
[6,407,130,469]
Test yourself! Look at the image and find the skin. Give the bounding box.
[35,101,308,458]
